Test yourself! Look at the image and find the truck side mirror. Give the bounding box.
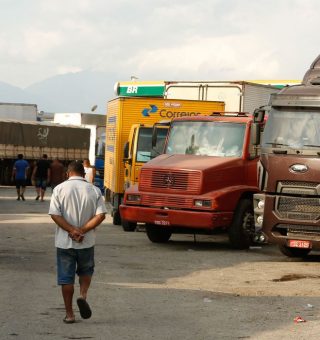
[251,122,261,146]
[253,108,265,123]
[123,141,130,160]
[151,127,157,148]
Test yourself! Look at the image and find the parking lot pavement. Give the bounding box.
[1,186,320,339]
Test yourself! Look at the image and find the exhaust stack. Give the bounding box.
[302,54,320,85]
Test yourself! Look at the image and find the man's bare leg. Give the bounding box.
[16,188,20,200]
[20,187,26,200]
[61,284,75,320]
[40,188,45,201]
[79,275,92,299]
[35,187,40,200]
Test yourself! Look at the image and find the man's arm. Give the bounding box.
[92,167,96,183]
[31,166,37,180]
[47,166,51,183]
[51,214,83,241]
[80,213,106,234]
[11,166,16,181]
[25,164,30,179]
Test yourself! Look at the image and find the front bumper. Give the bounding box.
[255,193,320,249]
[120,205,233,230]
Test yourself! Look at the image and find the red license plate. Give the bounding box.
[288,240,311,249]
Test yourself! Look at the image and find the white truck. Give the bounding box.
[53,113,106,191]
[0,102,38,121]
[53,113,105,165]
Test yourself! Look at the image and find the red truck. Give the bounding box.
[120,113,264,249]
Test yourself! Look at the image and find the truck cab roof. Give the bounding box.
[171,112,252,124]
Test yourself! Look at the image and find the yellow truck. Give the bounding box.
[104,96,225,225]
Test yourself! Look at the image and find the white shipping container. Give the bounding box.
[0,103,37,121]
[165,81,280,113]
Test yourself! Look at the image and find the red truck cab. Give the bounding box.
[120,113,262,248]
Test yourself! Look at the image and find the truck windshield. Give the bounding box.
[136,127,168,162]
[165,121,246,157]
[262,108,320,149]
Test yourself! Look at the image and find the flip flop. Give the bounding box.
[63,316,75,324]
[77,297,92,319]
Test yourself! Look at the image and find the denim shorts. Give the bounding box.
[35,178,47,190]
[56,247,95,285]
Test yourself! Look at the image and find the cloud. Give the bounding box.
[0,0,320,87]
[124,34,279,80]
[23,29,62,62]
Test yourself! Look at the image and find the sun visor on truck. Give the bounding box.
[302,54,320,85]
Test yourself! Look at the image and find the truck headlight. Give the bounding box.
[127,194,141,202]
[194,199,211,208]
[256,215,263,226]
[257,199,265,209]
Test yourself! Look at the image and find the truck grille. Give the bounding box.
[276,196,320,221]
[277,181,319,195]
[273,224,320,236]
[141,194,193,209]
[139,169,201,194]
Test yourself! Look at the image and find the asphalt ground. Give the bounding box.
[1,186,320,340]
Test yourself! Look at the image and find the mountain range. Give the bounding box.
[0,70,119,115]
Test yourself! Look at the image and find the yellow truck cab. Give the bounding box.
[104,96,225,225]
[124,123,168,189]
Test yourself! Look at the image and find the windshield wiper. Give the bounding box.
[264,142,289,147]
[138,153,151,158]
[303,144,320,148]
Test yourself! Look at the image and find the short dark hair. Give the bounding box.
[67,161,85,176]
[18,154,23,159]
[43,154,48,159]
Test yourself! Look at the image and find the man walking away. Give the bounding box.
[12,154,29,201]
[32,154,50,201]
[49,161,107,323]
[50,158,65,189]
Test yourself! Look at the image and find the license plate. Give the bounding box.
[154,220,170,226]
[288,240,311,249]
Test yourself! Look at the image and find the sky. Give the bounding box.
[1,0,320,88]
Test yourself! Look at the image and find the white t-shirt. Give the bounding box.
[84,166,93,183]
[49,176,107,249]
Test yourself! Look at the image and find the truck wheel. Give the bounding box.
[279,245,311,258]
[112,210,122,225]
[122,220,137,232]
[145,224,172,243]
[228,198,254,249]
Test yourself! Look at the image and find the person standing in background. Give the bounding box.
[12,154,29,201]
[32,154,50,202]
[50,158,65,190]
[83,159,96,184]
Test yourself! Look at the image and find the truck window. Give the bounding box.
[262,108,320,149]
[152,128,168,158]
[136,127,168,162]
[95,128,105,158]
[166,121,246,157]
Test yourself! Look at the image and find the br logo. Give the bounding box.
[142,105,158,117]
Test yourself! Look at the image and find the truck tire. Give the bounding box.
[112,210,122,225]
[145,224,172,243]
[279,245,311,258]
[122,220,137,232]
[228,198,254,250]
